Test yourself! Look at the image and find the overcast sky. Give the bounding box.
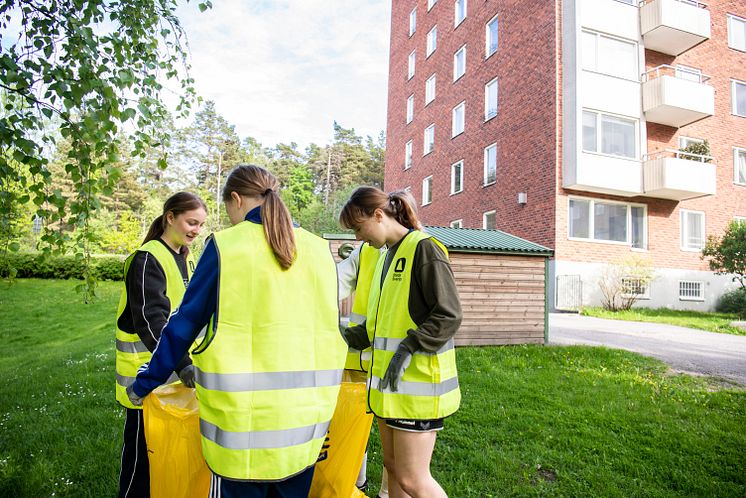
[175,0,392,150]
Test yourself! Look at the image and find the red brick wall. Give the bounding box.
[384,0,559,249]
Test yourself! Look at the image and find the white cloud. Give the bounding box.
[175,0,391,150]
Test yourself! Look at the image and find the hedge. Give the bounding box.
[0,252,126,281]
[716,287,746,318]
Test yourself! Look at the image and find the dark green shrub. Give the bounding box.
[0,253,125,281]
[716,288,746,318]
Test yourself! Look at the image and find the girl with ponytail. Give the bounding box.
[339,186,463,498]
[128,165,346,496]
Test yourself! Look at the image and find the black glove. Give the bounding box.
[342,326,371,351]
[178,364,196,388]
[381,342,413,393]
[126,384,144,407]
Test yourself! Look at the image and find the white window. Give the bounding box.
[486,14,498,58]
[422,176,433,205]
[455,0,467,27]
[728,14,746,52]
[484,78,498,120]
[621,277,649,299]
[732,80,746,117]
[453,45,466,81]
[581,30,638,81]
[680,209,705,251]
[679,281,704,301]
[406,94,414,124]
[675,65,702,83]
[484,143,497,185]
[404,140,413,169]
[428,0,437,12]
[582,110,637,159]
[568,197,647,248]
[423,124,435,155]
[425,74,436,105]
[735,147,746,185]
[450,219,463,228]
[452,101,465,137]
[409,7,417,36]
[734,216,746,224]
[483,210,496,230]
[451,160,464,194]
[427,26,437,57]
[408,50,416,80]
[679,136,704,149]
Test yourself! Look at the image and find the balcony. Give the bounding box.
[640,0,710,55]
[565,152,642,197]
[642,65,714,128]
[643,149,716,200]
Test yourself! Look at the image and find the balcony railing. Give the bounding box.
[640,0,710,56]
[642,65,714,128]
[643,148,716,200]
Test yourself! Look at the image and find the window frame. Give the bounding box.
[409,7,417,37]
[483,143,497,186]
[422,175,433,206]
[567,196,648,249]
[406,94,414,124]
[425,74,436,105]
[426,26,438,57]
[485,14,498,58]
[680,209,705,252]
[732,79,746,117]
[678,136,704,149]
[621,277,650,299]
[423,124,435,155]
[404,140,413,170]
[582,109,638,159]
[451,160,464,195]
[450,219,463,228]
[734,147,746,186]
[679,281,704,301]
[727,13,746,52]
[428,0,437,12]
[408,50,416,80]
[483,210,496,230]
[581,29,638,81]
[454,0,467,28]
[484,77,498,121]
[453,45,466,82]
[452,101,465,137]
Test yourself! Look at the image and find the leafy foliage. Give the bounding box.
[597,255,656,312]
[716,288,746,319]
[678,139,712,162]
[702,220,746,289]
[0,252,124,280]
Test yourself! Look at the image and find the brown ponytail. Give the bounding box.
[142,192,207,245]
[222,165,296,270]
[339,186,422,231]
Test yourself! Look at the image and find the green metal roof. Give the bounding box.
[324,227,552,256]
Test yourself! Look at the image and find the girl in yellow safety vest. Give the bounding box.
[115,192,207,498]
[340,186,463,498]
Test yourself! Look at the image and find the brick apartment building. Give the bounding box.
[384,0,746,311]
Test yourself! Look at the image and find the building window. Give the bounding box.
[404,140,413,170]
[728,14,746,52]
[422,176,433,205]
[423,124,435,155]
[735,148,746,185]
[734,216,746,224]
[425,74,436,105]
[582,110,637,159]
[455,0,467,27]
[622,277,649,299]
[483,210,496,230]
[451,160,464,194]
[733,80,746,117]
[406,95,414,124]
[675,64,702,82]
[581,30,638,81]
[409,7,417,36]
[678,136,704,149]
[428,0,437,11]
[679,281,704,301]
[408,50,416,80]
[486,14,498,58]
[452,101,465,137]
[484,77,498,121]
[484,143,497,185]
[568,197,647,248]
[427,26,437,57]
[453,45,466,81]
[450,219,462,228]
[680,209,705,251]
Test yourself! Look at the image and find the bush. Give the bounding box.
[0,252,126,281]
[716,288,746,318]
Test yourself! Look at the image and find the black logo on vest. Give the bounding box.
[392,257,406,281]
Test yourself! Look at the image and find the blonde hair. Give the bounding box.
[222,165,296,269]
[339,186,422,231]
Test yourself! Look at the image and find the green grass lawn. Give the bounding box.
[581,307,746,336]
[1,279,745,497]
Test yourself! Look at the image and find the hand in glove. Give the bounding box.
[381,342,414,393]
[342,325,371,351]
[178,364,196,388]
[126,384,144,407]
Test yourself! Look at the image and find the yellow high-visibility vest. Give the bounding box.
[344,243,380,372]
[115,240,195,409]
[192,221,346,481]
[366,230,460,420]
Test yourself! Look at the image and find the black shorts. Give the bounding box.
[384,418,444,432]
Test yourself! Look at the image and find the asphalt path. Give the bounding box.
[549,313,746,387]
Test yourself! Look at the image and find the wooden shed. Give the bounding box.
[325,226,553,346]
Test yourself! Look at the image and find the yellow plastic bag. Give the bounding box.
[310,374,374,498]
[143,383,211,498]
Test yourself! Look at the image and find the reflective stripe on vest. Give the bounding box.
[366,230,461,420]
[114,240,195,409]
[344,243,380,372]
[193,222,346,482]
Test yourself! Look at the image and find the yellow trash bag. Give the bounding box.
[143,383,211,498]
[310,371,373,498]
